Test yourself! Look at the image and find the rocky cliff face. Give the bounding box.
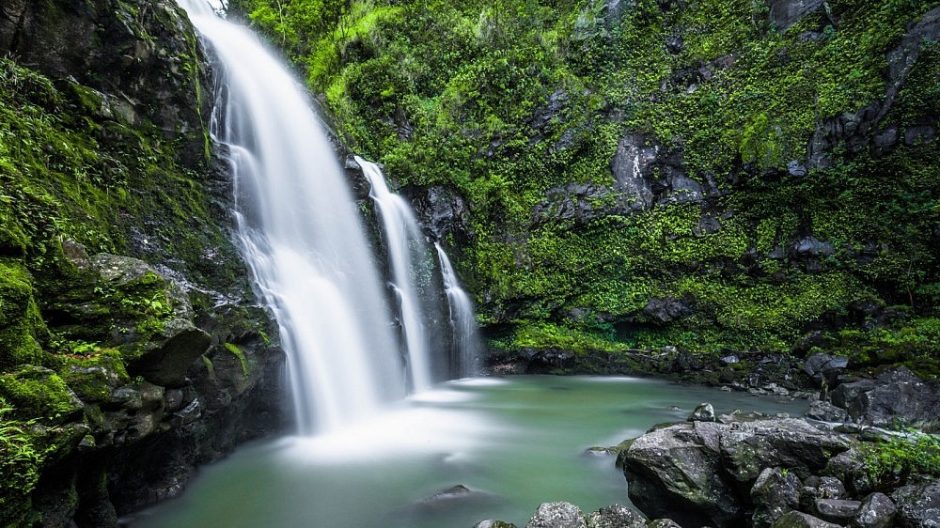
[234,0,940,378]
[0,2,287,526]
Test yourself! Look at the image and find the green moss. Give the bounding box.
[0,261,48,370]
[0,401,43,527]
[0,367,80,422]
[224,342,250,376]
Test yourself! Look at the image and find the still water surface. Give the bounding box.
[132,376,806,528]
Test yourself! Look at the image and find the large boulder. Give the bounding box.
[891,479,940,528]
[623,421,744,527]
[718,418,855,483]
[624,416,855,527]
[831,367,940,429]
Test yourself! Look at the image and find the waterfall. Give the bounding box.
[355,157,435,392]
[434,243,482,378]
[177,0,405,433]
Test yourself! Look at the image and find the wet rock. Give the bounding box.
[852,492,896,528]
[803,354,849,386]
[787,161,808,177]
[688,403,716,422]
[792,238,836,259]
[611,134,657,210]
[823,449,874,497]
[642,297,693,324]
[409,185,471,240]
[695,216,722,236]
[624,421,743,527]
[532,183,632,225]
[814,498,861,524]
[891,479,940,528]
[526,502,587,528]
[831,367,940,429]
[585,504,645,528]
[751,467,801,528]
[662,174,704,204]
[772,511,841,528]
[805,401,848,423]
[800,476,847,511]
[719,418,854,483]
[769,0,825,30]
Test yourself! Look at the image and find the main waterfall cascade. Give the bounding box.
[176,0,480,433]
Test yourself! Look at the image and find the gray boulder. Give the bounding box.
[526,502,587,528]
[831,367,940,429]
[585,504,645,528]
[646,521,682,528]
[751,467,802,528]
[852,492,896,528]
[892,479,940,528]
[624,420,743,527]
[719,418,854,483]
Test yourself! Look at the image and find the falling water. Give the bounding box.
[355,157,435,391]
[177,0,404,433]
[434,243,482,378]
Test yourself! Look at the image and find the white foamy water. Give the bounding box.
[178,0,404,433]
[357,157,436,391]
[435,242,482,378]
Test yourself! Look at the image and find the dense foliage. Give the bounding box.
[233,0,940,370]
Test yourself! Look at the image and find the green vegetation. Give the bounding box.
[234,0,939,365]
[862,432,940,488]
[0,402,43,526]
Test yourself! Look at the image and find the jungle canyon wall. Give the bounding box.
[232,0,940,378]
[0,1,288,525]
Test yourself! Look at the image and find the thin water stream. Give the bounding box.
[132,376,806,528]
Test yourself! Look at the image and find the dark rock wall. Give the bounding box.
[0,1,288,526]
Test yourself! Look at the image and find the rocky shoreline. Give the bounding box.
[477,365,940,528]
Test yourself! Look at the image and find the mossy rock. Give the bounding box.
[0,261,48,370]
[0,366,83,423]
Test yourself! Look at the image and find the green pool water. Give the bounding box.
[130,376,806,528]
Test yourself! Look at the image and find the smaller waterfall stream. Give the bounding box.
[356,157,435,391]
[435,243,482,378]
